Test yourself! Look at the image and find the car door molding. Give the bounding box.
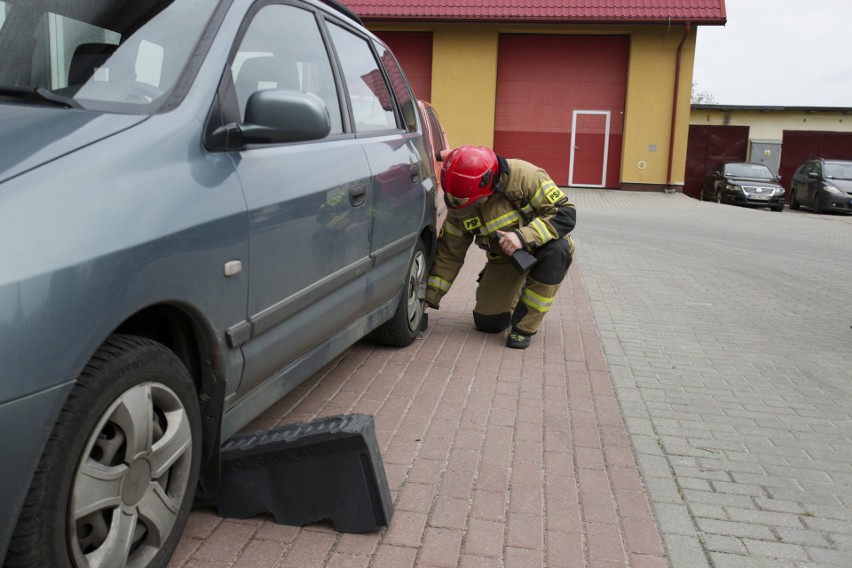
[226,256,372,348]
[370,233,417,268]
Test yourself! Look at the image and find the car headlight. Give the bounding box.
[773,188,785,196]
[724,182,742,192]
[823,184,841,194]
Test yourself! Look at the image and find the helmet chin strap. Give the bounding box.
[492,156,510,195]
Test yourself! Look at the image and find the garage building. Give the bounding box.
[345,0,726,191]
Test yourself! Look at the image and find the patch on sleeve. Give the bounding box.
[545,186,565,204]
[463,217,483,232]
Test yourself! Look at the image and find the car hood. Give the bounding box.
[725,175,783,188]
[0,104,146,185]
[827,178,852,192]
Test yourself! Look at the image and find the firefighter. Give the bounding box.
[424,145,576,349]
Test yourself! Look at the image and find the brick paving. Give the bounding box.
[171,220,666,566]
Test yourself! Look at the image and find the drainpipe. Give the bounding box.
[667,21,692,190]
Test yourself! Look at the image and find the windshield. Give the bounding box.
[824,162,852,180]
[0,0,218,113]
[724,163,774,180]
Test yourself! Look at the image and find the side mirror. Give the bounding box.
[212,89,331,149]
[808,171,819,179]
[242,90,331,144]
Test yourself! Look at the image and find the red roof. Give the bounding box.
[343,1,726,24]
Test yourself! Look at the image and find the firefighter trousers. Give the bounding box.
[472,236,573,335]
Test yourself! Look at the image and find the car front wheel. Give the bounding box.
[5,335,201,568]
[372,240,428,347]
[790,189,800,210]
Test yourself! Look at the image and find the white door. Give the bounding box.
[569,110,611,188]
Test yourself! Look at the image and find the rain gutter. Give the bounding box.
[667,21,692,188]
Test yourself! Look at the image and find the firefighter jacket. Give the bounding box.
[426,158,576,306]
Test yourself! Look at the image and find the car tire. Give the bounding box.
[813,194,825,214]
[714,188,722,203]
[5,334,201,568]
[771,203,783,212]
[372,240,428,347]
[789,190,800,210]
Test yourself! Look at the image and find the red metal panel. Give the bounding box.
[375,32,432,101]
[346,0,726,23]
[493,34,627,187]
[779,131,852,192]
[684,125,748,199]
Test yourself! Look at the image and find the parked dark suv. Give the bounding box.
[789,158,852,214]
[0,0,438,566]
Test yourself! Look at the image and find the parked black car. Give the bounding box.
[789,158,852,214]
[699,162,785,211]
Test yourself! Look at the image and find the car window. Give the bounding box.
[426,107,447,153]
[824,162,852,180]
[724,163,773,180]
[0,0,216,113]
[231,4,342,134]
[327,23,399,133]
[373,41,417,133]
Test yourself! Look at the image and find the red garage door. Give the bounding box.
[375,32,433,101]
[494,34,628,187]
[779,131,852,190]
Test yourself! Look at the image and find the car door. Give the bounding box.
[790,164,804,204]
[324,22,429,311]
[705,163,722,200]
[805,161,821,207]
[225,3,373,397]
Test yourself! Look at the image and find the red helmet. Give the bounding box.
[440,145,500,210]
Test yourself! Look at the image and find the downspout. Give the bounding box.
[667,21,692,189]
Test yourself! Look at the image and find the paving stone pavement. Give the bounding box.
[572,190,852,568]
[171,189,852,568]
[170,192,668,567]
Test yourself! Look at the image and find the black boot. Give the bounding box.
[506,330,531,349]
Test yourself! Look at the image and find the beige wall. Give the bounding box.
[690,108,852,140]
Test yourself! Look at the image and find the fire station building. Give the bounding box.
[345,0,726,191]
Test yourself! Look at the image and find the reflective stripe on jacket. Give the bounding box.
[425,159,576,305]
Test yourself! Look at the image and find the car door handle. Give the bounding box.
[349,184,366,207]
[410,165,420,185]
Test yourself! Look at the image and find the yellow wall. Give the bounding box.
[622,26,696,187]
[430,26,499,147]
[370,22,698,189]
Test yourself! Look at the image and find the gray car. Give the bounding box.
[789,158,852,214]
[0,0,438,566]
